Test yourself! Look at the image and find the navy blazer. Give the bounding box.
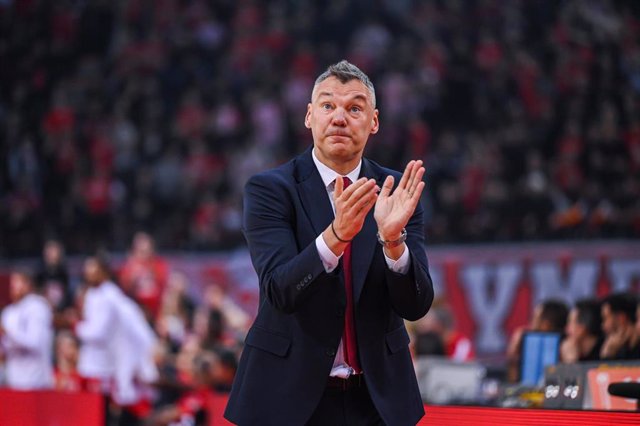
[224,148,434,426]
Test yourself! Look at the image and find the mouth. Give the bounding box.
[327,132,352,140]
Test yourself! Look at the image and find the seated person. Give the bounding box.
[560,299,603,363]
[414,300,475,362]
[506,299,568,381]
[600,293,640,360]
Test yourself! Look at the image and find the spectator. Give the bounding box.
[156,271,195,351]
[119,231,169,320]
[34,239,76,330]
[209,348,238,393]
[506,299,568,382]
[76,255,159,425]
[202,283,250,343]
[1,1,639,256]
[415,301,475,362]
[560,299,604,363]
[0,270,54,390]
[53,330,88,392]
[600,293,640,360]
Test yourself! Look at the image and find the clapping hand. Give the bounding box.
[374,160,425,241]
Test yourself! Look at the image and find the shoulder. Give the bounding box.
[244,153,306,195]
[25,294,52,314]
[364,157,402,182]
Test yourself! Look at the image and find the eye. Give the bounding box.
[350,106,362,113]
[321,103,333,110]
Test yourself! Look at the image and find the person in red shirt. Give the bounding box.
[53,330,96,393]
[415,300,475,362]
[119,232,169,320]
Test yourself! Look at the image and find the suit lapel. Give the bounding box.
[351,158,383,304]
[295,148,334,236]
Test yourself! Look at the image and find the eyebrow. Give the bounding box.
[316,92,369,103]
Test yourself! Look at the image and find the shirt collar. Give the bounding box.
[312,147,362,190]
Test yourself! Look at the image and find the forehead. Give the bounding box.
[312,77,373,105]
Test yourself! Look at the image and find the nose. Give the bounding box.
[331,108,347,126]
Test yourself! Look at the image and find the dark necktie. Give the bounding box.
[341,176,361,373]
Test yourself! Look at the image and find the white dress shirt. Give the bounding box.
[77,281,158,403]
[102,282,158,405]
[76,282,117,383]
[311,148,411,377]
[1,293,54,390]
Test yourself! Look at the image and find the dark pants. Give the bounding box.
[306,378,385,426]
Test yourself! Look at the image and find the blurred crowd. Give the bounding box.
[2,236,640,423]
[0,235,249,425]
[413,293,640,381]
[1,0,640,257]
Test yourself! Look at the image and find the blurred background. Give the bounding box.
[1,0,640,425]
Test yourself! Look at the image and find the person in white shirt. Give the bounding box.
[75,256,158,423]
[75,258,117,392]
[0,270,54,390]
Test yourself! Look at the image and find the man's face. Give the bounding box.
[9,273,30,302]
[83,258,102,286]
[305,76,379,168]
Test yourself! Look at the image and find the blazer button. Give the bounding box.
[335,308,344,317]
[325,349,336,357]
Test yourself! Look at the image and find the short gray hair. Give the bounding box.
[313,60,376,107]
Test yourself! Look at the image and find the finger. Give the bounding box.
[406,160,423,194]
[344,178,377,204]
[350,192,377,221]
[351,189,377,214]
[397,160,415,191]
[408,166,425,195]
[340,177,368,200]
[379,175,394,198]
[410,181,426,202]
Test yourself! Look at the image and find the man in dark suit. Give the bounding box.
[225,60,434,426]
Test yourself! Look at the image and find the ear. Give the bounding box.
[370,109,379,135]
[304,103,312,129]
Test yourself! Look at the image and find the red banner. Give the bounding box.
[0,389,103,426]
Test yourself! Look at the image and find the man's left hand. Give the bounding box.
[374,159,425,240]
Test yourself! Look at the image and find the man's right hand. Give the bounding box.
[323,177,379,256]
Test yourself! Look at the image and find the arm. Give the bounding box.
[384,199,433,321]
[244,172,379,313]
[76,291,114,343]
[375,160,433,321]
[243,174,331,313]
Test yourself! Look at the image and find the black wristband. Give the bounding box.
[331,221,352,243]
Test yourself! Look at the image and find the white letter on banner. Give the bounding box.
[461,263,521,353]
[531,260,598,306]
[609,260,640,293]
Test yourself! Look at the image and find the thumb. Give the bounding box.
[379,175,394,198]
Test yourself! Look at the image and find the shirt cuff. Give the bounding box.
[384,246,411,274]
[315,234,342,273]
